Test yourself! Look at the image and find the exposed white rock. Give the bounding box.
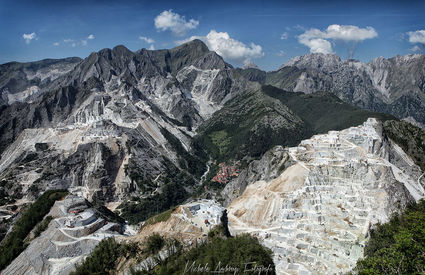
[227,118,425,275]
[177,65,222,118]
[6,86,40,104]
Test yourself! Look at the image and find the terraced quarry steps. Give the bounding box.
[228,118,425,275]
[3,195,125,275]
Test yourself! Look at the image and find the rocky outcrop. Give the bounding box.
[221,147,295,206]
[227,118,425,274]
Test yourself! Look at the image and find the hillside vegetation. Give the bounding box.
[354,200,425,274]
[194,85,395,163]
[148,234,275,274]
[262,85,395,133]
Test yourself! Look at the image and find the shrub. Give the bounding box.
[151,234,275,274]
[146,234,165,255]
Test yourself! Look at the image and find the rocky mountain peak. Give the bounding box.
[242,60,260,69]
[282,53,341,71]
[171,39,210,55]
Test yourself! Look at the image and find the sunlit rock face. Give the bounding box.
[227,118,425,275]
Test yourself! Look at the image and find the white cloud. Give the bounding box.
[154,10,199,36]
[177,30,264,64]
[71,42,76,47]
[81,40,87,46]
[300,37,334,54]
[63,39,74,43]
[409,45,422,53]
[407,30,425,44]
[139,36,155,44]
[87,34,95,40]
[298,24,377,54]
[23,32,37,44]
[53,42,60,46]
[325,25,377,41]
[148,44,155,50]
[280,32,289,40]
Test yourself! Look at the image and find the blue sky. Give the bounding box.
[1,0,424,70]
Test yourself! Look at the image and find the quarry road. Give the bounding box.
[200,163,210,183]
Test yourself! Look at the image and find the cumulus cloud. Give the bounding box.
[154,10,199,36]
[280,32,289,40]
[53,42,60,46]
[407,30,425,44]
[177,30,264,64]
[325,25,377,41]
[299,37,334,54]
[298,24,378,55]
[23,32,37,44]
[87,34,95,40]
[139,36,155,44]
[148,44,155,50]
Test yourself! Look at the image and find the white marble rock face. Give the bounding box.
[227,118,425,275]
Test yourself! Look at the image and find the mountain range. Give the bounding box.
[238,53,425,128]
[0,40,424,274]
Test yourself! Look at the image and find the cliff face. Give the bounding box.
[227,118,425,274]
